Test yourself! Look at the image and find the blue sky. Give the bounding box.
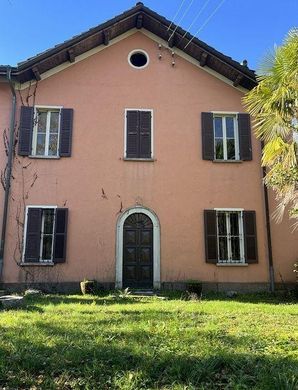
[1,0,297,70]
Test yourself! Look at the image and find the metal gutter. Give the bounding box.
[0,66,16,281]
[262,161,275,292]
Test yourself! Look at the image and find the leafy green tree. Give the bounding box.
[244,29,298,225]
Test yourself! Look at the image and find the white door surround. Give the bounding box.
[115,206,161,289]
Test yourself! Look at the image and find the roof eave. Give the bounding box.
[2,3,257,89]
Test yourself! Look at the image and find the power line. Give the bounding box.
[179,0,212,43]
[167,0,189,31]
[184,0,227,49]
[168,0,196,42]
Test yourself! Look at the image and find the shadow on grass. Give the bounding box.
[22,294,153,307]
[0,319,297,390]
[201,291,298,305]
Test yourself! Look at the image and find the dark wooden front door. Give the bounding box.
[123,213,153,288]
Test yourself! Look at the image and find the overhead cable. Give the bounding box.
[179,0,212,43]
[167,0,189,31]
[168,0,196,42]
[184,0,227,49]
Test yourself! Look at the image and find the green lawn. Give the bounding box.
[0,293,297,390]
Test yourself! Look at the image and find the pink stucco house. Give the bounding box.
[0,3,297,292]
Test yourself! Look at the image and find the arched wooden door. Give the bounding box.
[123,213,153,289]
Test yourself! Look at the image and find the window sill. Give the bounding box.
[216,263,248,267]
[123,157,155,162]
[29,155,60,159]
[20,262,55,267]
[212,159,243,163]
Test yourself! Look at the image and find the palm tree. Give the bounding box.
[243,28,298,225]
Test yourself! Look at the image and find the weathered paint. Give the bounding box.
[1,31,297,287]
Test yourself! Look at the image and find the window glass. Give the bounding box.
[217,212,227,235]
[225,117,234,138]
[218,236,228,260]
[213,115,239,160]
[214,117,223,137]
[217,211,243,263]
[50,111,59,133]
[231,237,240,260]
[41,209,55,261]
[33,109,60,157]
[227,139,236,160]
[38,112,47,133]
[49,134,58,156]
[215,139,224,159]
[36,134,46,156]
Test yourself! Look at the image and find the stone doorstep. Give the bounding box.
[0,295,24,309]
[129,290,167,299]
[132,290,154,296]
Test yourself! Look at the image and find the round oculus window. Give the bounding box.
[128,50,149,69]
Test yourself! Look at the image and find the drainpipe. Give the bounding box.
[0,66,16,281]
[261,151,275,292]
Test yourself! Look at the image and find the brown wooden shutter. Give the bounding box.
[18,106,34,156]
[204,210,218,263]
[202,112,214,160]
[59,109,73,157]
[238,113,252,161]
[53,208,68,263]
[139,111,152,158]
[126,110,139,158]
[24,208,42,262]
[243,210,258,263]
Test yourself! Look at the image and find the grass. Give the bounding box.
[0,292,297,389]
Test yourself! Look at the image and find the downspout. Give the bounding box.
[261,149,275,292]
[0,66,16,282]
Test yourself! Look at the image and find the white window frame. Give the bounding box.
[124,108,154,160]
[215,208,245,264]
[31,105,63,157]
[22,205,57,264]
[213,112,240,161]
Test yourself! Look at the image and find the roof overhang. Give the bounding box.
[0,2,257,89]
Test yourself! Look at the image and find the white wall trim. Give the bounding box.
[214,208,244,211]
[124,108,154,159]
[212,111,240,115]
[34,105,63,110]
[115,206,161,289]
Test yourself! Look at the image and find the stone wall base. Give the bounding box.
[0,281,295,294]
[162,282,271,292]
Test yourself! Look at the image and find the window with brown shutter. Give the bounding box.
[125,110,152,159]
[18,106,73,158]
[202,112,252,161]
[204,209,258,265]
[23,207,68,264]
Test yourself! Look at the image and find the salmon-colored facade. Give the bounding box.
[0,9,297,291]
